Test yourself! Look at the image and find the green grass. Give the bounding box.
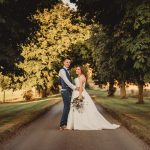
[0,94,61,142]
[88,89,150,145]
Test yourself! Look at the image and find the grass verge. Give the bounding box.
[0,94,61,143]
[88,89,150,145]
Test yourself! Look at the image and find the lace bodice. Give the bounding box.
[74,77,86,88]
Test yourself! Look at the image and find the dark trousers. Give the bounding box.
[60,89,72,127]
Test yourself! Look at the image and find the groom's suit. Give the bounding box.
[59,67,75,127]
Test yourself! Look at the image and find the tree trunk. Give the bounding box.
[41,86,47,98]
[51,84,59,94]
[137,82,144,104]
[37,87,41,98]
[38,86,47,98]
[41,89,47,98]
[108,81,115,97]
[120,81,127,99]
[3,90,5,103]
[99,84,103,89]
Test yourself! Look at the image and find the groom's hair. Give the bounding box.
[63,57,71,62]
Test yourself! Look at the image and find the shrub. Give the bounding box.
[23,90,34,101]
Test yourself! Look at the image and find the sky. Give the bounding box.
[62,0,77,10]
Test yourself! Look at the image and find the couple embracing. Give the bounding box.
[59,58,120,130]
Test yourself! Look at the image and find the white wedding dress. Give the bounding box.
[67,78,120,130]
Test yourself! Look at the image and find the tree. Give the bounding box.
[73,0,150,102]
[0,73,12,102]
[87,26,118,96]
[0,0,59,75]
[17,3,91,97]
[115,1,150,103]
[66,42,92,67]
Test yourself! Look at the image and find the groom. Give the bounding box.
[59,58,79,130]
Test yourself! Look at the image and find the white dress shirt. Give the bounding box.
[59,66,76,90]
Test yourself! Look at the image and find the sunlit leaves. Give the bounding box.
[18,3,90,90]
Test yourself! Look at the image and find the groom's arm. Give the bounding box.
[59,69,76,90]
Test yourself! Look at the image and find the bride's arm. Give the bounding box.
[78,75,86,99]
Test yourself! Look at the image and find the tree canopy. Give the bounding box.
[0,0,149,103]
[73,0,150,102]
[16,3,91,96]
[0,0,59,75]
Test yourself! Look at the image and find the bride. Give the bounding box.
[67,66,120,130]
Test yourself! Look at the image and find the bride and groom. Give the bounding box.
[59,58,120,130]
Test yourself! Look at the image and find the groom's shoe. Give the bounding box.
[59,127,64,131]
[59,125,67,131]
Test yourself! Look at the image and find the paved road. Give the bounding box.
[0,102,149,150]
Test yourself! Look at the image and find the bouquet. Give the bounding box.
[71,96,85,113]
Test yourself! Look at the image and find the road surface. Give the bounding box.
[0,102,149,150]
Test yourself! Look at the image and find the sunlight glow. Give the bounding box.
[62,0,77,10]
